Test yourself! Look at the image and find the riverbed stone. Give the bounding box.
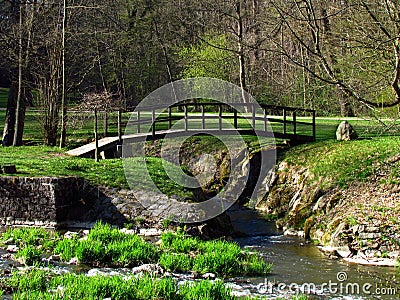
[202,273,216,279]
[6,245,19,253]
[131,264,163,276]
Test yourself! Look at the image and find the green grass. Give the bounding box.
[283,136,400,188]
[54,222,159,267]
[0,145,193,197]
[0,224,271,278]
[0,268,234,300]
[0,227,60,265]
[158,230,271,277]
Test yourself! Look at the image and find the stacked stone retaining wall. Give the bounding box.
[0,177,85,227]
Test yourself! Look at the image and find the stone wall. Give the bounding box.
[0,176,86,227]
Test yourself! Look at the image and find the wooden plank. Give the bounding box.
[66,136,119,157]
[118,110,122,144]
[94,108,99,162]
[201,104,205,129]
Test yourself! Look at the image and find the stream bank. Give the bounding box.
[255,139,400,268]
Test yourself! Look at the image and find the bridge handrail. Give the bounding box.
[125,102,316,142]
[131,102,315,113]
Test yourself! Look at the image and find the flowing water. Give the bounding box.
[228,206,400,299]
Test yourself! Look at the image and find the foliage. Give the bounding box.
[15,245,42,266]
[0,227,58,251]
[178,34,234,81]
[55,222,159,267]
[179,280,234,300]
[0,268,234,300]
[0,227,60,266]
[159,230,271,277]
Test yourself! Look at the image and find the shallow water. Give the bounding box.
[232,211,400,300]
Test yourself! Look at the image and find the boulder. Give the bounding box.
[336,121,358,141]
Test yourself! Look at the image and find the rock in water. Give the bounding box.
[336,121,358,141]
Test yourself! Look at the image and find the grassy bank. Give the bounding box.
[263,134,400,266]
[0,269,308,300]
[0,146,195,197]
[282,135,400,188]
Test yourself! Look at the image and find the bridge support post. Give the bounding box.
[252,103,256,129]
[293,111,297,135]
[201,104,205,129]
[151,109,156,137]
[184,105,188,131]
[312,110,316,141]
[94,108,99,162]
[263,108,267,132]
[283,108,287,135]
[218,104,222,130]
[118,110,122,144]
[168,107,172,129]
[137,111,141,133]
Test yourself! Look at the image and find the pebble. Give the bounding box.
[6,245,19,253]
[64,231,80,239]
[68,257,79,265]
[131,264,164,275]
[138,228,162,236]
[201,273,216,279]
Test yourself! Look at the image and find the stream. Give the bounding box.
[228,206,400,299]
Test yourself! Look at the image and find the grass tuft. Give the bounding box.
[1,269,234,300]
[159,230,271,277]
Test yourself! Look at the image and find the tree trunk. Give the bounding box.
[338,90,355,117]
[13,5,23,146]
[2,85,17,146]
[321,6,355,117]
[236,1,249,112]
[2,84,26,146]
[59,0,67,148]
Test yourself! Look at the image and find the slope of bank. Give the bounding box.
[257,136,400,266]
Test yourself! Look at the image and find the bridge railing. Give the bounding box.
[126,102,316,142]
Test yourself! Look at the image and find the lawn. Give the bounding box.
[283,135,400,188]
[0,145,196,198]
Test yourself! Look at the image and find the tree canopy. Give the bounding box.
[1,0,399,145]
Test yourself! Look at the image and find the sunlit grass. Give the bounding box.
[159,230,271,277]
[1,268,235,300]
[0,224,271,278]
[283,136,400,188]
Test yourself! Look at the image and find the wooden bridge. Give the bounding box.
[66,102,316,158]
